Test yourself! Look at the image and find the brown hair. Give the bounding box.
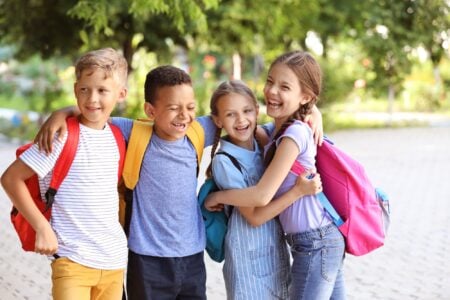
[144,65,192,104]
[264,50,322,167]
[205,80,258,178]
[75,48,128,86]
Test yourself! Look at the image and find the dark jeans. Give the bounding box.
[126,250,206,300]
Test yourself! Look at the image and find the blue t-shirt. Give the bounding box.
[112,116,216,257]
[266,120,331,233]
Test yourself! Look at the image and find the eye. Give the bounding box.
[244,108,253,114]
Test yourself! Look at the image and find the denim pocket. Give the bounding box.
[249,246,276,278]
[320,233,345,282]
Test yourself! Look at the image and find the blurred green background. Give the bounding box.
[0,0,449,141]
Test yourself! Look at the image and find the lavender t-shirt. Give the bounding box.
[267,121,331,234]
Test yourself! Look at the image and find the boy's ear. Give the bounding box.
[211,115,222,128]
[117,87,128,103]
[144,102,155,120]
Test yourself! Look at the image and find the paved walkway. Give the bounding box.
[1,125,450,299]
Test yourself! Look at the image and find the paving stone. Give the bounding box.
[1,125,449,299]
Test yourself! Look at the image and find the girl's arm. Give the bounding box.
[34,106,80,154]
[1,160,58,255]
[205,136,300,208]
[238,172,321,226]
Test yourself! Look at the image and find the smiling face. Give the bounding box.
[74,68,127,129]
[144,83,196,141]
[213,92,258,150]
[263,63,311,127]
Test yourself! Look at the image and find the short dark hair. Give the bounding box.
[144,65,192,104]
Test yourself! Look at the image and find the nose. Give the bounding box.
[179,108,188,119]
[87,90,99,103]
[266,84,277,95]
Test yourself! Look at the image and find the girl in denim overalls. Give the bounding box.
[205,51,346,300]
[206,80,322,300]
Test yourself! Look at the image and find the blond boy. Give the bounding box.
[1,48,128,300]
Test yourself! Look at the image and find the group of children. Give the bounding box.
[1,47,346,300]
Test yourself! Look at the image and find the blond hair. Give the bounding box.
[75,48,128,86]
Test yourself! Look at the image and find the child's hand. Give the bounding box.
[204,194,224,212]
[35,222,58,255]
[293,172,322,197]
[305,105,324,146]
[34,110,70,154]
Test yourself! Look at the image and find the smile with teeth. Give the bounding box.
[235,125,250,132]
[172,122,187,130]
[267,100,282,109]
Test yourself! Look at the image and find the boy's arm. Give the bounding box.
[1,160,58,255]
[34,106,80,154]
[238,173,322,226]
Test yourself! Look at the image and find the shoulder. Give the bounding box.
[110,117,133,140]
[279,121,311,142]
[195,115,216,147]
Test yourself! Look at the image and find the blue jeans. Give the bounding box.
[286,223,346,300]
[126,250,206,300]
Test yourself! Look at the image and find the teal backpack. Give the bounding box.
[198,151,242,263]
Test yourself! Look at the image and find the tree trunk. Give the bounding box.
[232,52,242,80]
[387,84,395,126]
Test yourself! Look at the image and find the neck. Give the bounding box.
[274,116,290,133]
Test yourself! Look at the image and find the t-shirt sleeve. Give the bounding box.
[260,122,275,137]
[19,133,66,178]
[276,122,311,155]
[110,117,133,142]
[196,115,217,147]
[212,155,246,190]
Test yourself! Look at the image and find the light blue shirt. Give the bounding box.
[213,138,290,300]
[266,120,331,234]
[112,116,216,257]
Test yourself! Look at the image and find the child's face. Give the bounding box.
[144,84,196,141]
[74,68,127,129]
[263,63,310,123]
[212,93,258,150]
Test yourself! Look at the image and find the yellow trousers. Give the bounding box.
[51,258,124,300]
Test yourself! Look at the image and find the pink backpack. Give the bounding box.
[291,137,390,256]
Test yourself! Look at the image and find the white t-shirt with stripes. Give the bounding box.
[20,123,128,270]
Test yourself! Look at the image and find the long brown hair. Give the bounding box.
[205,80,259,178]
[264,50,322,167]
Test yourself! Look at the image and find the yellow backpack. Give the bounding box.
[119,119,205,232]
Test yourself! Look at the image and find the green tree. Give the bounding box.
[357,0,420,115]
[0,0,219,68]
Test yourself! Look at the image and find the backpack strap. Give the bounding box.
[186,120,205,167]
[110,124,126,181]
[291,159,344,227]
[123,119,205,189]
[216,151,242,173]
[122,120,153,189]
[44,116,80,211]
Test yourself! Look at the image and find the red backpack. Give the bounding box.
[291,136,390,256]
[11,117,126,252]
